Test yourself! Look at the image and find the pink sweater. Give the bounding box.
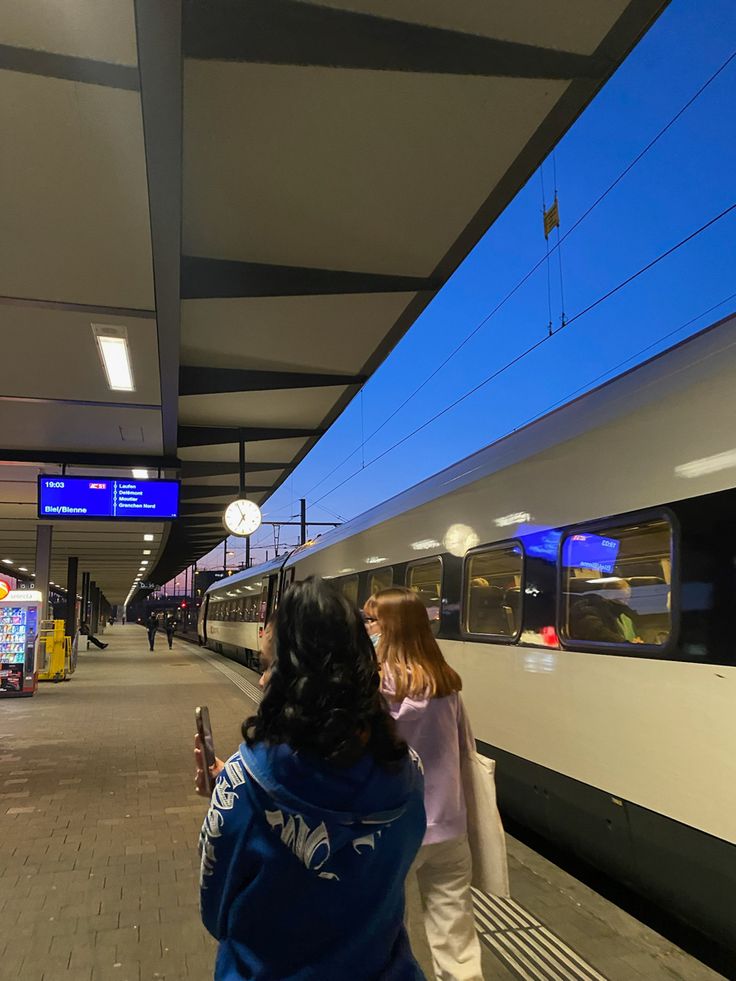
[383,684,467,846]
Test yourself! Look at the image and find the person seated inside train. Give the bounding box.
[568,588,643,644]
[193,577,426,981]
[602,579,643,643]
[468,578,515,635]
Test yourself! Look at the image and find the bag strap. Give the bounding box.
[457,694,476,758]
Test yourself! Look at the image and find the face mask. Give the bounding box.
[370,633,381,648]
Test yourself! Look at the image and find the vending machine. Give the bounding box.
[0,589,43,697]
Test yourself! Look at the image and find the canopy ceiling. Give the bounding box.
[0,0,669,602]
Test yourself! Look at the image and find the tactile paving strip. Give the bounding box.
[191,645,263,704]
[472,889,608,981]
[191,641,609,981]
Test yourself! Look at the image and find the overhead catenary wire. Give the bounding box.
[302,47,736,501]
[511,291,736,432]
[552,151,566,328]
[540,166,554,335]
[312,202,736,506]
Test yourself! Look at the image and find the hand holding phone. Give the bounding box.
[195,705,217,795]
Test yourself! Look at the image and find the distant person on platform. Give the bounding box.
[79,620,108,650]
[146,612,159,652]
[165,614,178,650]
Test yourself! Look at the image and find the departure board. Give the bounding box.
[38,477,179,520]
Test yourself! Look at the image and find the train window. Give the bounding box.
[465,544,523,639]
[368,567,393,596]
[406,559,442,634]
[336,575,359,606]
[561,517,673,648]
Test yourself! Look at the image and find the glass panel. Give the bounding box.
[258,583,268,622]
[466,545,522,637]
[369,567,393,596]
[562,518,672,647]
[407,559,442,633]
[338,576,359,606]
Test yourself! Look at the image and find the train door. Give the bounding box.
[256,573,279,646]
[280,566,295,598]
[197,595,208,645]
[265,574,279,624]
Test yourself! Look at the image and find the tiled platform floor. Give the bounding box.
[0,625,728,980]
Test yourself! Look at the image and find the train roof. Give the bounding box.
[205,553,286,597]
[206,310,736,587]
[283,310,736,566]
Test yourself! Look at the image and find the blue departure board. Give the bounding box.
[38,477,179,520]
[563,533,620,574]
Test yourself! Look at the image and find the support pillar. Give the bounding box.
[65,556,78,639]
[81,572,90,623]
[90,581,99,634]
[300,498,307,545]
[34,524,53,620]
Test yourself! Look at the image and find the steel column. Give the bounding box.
[65,556,78,639]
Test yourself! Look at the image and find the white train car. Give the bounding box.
[201,312,736,948]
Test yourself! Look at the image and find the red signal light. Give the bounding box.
[540,626,559,648]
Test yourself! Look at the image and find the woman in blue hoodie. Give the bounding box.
[195,577,427,981]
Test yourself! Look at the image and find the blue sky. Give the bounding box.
[194,0,735,575]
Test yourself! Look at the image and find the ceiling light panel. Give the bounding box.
[91,324,135,392]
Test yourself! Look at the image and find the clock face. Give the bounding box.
[223,499,262,537]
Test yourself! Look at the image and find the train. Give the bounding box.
[198,311,736,949]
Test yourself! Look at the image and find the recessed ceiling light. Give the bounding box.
[92,324,135,392]
[132,469,149,479]
[2,559,12,565]
[143,534,154,541]
[19,567,28,572]
[143,550,151,555]
[141,561,148,565]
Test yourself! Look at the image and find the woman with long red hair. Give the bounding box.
[365,587,483,981]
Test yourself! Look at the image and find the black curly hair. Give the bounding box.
[243,576,407,768]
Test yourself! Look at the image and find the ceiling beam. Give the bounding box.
[182,0,604,79]
[0,43,140,90]
[0,294,155,319]
[179,365,365,396]
[0,395,160,411]
[181,256,436,300]
[135,0,182,459]
[178,425,320,447]
[180,460,287,478]
[179,502,229,515]
[173,516,230,524]
[180,485,271,500]
[0,449,180,469]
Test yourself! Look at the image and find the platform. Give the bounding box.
[0,625,726,980]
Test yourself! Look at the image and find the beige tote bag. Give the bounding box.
[459,697,510,897]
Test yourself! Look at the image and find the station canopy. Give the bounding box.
[0,0,668,602]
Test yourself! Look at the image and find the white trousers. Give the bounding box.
[407,833,484,981]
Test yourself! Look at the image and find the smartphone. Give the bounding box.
[195,705,216,795]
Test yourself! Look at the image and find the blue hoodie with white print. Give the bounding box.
[199,739,426,981]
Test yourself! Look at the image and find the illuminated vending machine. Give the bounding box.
[0,589,43,697]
